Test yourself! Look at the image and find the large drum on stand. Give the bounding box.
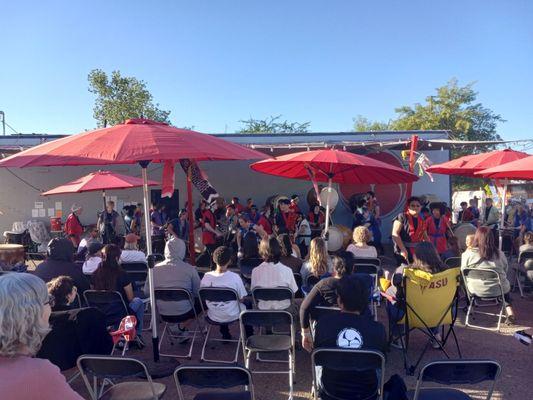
[326,226,344,252]
[453,223,477,252]
[0,244,25,271]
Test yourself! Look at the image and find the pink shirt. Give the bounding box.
[0,356,83,400]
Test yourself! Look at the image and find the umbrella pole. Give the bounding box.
[186,167,196,265]
[323,177,332,243]
[140,162,159,362]
[499,183,507,252]
[102,190,106,211]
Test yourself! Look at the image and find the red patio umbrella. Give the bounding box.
[250,148,418,236]
[426,149,530,177]
[474,155,533,181]
[0,118,266,361]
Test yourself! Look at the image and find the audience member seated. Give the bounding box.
[120,233,146,263]
[519,231,533,254]
[441,236,460,261]
[34,238,90,296]
[307,274,387,400]
[519,231,533,289]
[92,244,145,342]
[347,226,378,258]
[386,241,447,348]
[238,231,263,278]
[300,255,353,344]
[251,237,298,311]
[47,276,78,311]
[200,246,250,340]
[278,233,303,273]
[146,237,201,333]
[0,273,83,399]
[77,226,100,260]
[300,237,333,288]
[82,242,104,275]
[461,226,516,323]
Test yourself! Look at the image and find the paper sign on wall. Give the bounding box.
[56,210,63,218]
[31,209,39,218]
[38,209,46,217]
[34,202,44,209]
[47,208,55,217]
[55,202,62,210]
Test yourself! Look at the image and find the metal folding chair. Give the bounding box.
[293,272,304,298]
[120,261,148,289]
[353,257,381,267]
[409,359,502,400]
[77,355,166,400]
[353,266,381,319]
[513,250,533,298]
[174,365,255,400]
[240,310,295,399]
[155,288,203,359]
[311,348,386,400]
[83,290,129,329]
[462,268,509,332]
[199,287,243,363]
[251,287,294,310]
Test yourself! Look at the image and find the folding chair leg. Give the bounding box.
[514,270,524,298]
[200,324,241,364]
[288,350,294,400]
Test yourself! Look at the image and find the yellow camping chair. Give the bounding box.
[393,267,462,375]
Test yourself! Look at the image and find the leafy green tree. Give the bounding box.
[238,115,310,133]
[88,69,171,127]
[353,115,391,131]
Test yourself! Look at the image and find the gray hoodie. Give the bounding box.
[144,238,200,315]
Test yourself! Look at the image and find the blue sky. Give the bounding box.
[1,1,532,140]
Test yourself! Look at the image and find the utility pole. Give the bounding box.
[0,111,5,135]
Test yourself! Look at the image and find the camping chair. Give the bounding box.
[408,359,502,400]
[462,268,509,332]
[445,257,461,269]
[513,250,533,298]
[311,348,386,400]
[240,310,295,399]
[155,288,203,359]
[198,287,243,363]
[174,365,255,400]
[83,290,129,329]
[390,267,462,375]
[77,355,166,400]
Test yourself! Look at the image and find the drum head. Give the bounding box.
[320,187,339,210]
[326,226,344,252]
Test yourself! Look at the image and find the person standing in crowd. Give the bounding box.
[257,205,273,234]
[147,237,201,334]
[130,203,143,236]
[98,201,119,245]
[306,274,387,400]
[251,237,298,311]
[201,201,223,260]
[425,203,452,257]
[122,205,135,235]
[65,204,84,248]
[167,208,189,243]
[0,273,84,399]
[347,226,378,258]
[150,203,167,254]
[461,226,516,323]
[120,234,146,263]
[392,196,427,265]
[200,246,249,340]
[352,198,370,229]
[289,194,301,213]
[468,198,481,224]
[244,198,254,214]
[34,238,90,295]
[275,198,296,234]
[512,203,530,251]
[82,242,104,275]
[236,214,267,252]
[231,197,245,214]
[481,198,500,244]
[294,212,312,258]
[308,204,325,238]
[458,201,474,223]
[92,244,145,340]
[366,191,383,253]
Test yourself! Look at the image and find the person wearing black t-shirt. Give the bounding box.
[310,275,387,400]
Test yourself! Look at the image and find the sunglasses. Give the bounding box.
[44,294,55,307]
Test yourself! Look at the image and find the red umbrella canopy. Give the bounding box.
[250,148,418,184]
[474,155,533,180]
[0,118,266,167]
[426,149,530,177]
[41,170,160,196]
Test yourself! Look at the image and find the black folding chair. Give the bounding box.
[408,359,502,400]
[311,348,386,400]
[240,310,295,399]
[462,268,509,332]
[152,253,165,262]
[77,355,166,400]
[293,272,304,298]
[121,262,148,290]
[353,257,381,267]
[83,290,129,329]
[353,265,381,318]
[174,365,255,400]
[199,287,243,363]
[514,250,533,297]
[155,288,202,359]
[445,257,462,269]
[251,287,294,310]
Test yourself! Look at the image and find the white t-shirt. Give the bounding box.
[346,244,378,259]
[251,262,298,310]
[83,256,102,275]
[200,270,248,323]
[120,250,147,263]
